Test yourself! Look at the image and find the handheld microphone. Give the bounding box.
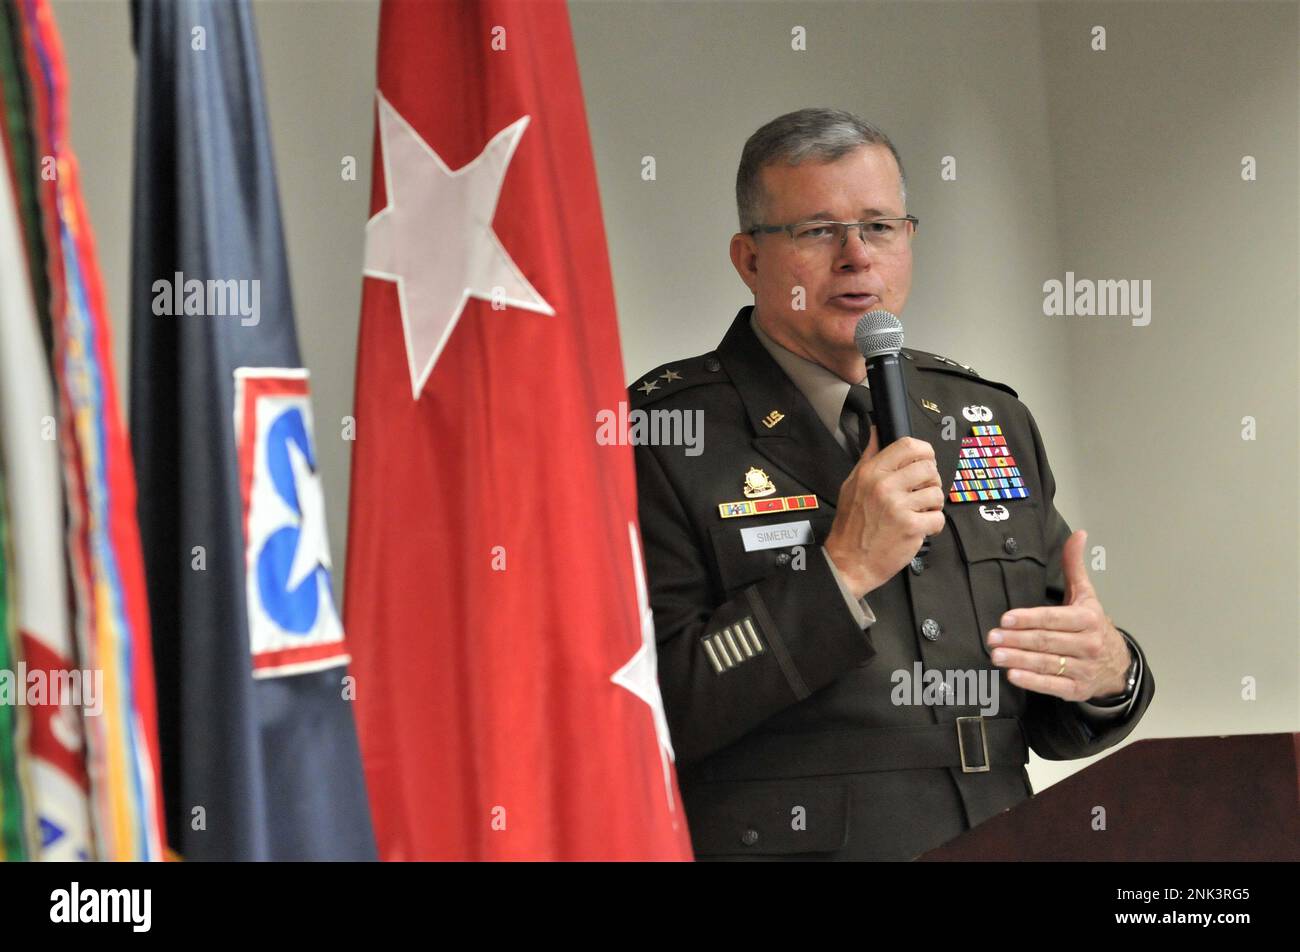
[854,310,931,558]
[854,310,910,446]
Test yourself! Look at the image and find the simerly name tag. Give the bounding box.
[740,520,814,552]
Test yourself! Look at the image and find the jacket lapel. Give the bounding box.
[715,308,967,509]
[902,358,961,500]
[715,307,856,510]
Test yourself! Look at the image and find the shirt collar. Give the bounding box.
[749,308,867,450]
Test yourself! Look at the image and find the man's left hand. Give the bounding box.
[986,529,1131,702]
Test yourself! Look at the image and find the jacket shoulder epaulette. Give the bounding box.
[628,351,731,409]
[903,347,1018,399]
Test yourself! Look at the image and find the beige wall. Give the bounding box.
[55,0,381,635]
[57,0,1298,795]
[1034,2,1300,783]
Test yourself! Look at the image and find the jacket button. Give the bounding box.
[909,556,925,575]
[775,552,791,566]
[921,618,942,641]
[741,828,760,846]
[704,355,721,372]
[1004,536,1018,554]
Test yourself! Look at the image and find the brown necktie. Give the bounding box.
[839,384,874,457]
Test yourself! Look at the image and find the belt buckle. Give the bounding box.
[956,715,990,773]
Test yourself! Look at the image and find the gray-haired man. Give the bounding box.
[629,108,1152,860]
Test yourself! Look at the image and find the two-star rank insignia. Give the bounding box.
[636,368,682,395]
[947,423,1030,502]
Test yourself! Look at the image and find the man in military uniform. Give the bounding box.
[628,108,1154,861]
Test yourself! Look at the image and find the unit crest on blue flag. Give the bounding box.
[946,417,1031,503]
[234,368,347,678]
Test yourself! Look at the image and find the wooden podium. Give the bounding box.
[918,733,1299,861]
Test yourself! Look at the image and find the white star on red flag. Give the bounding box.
[611,522,678,819]
[363,92,554,399]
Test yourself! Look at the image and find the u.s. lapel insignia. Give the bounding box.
[921,398,940,415]
[947,422,1031,502]
[762,409,785,429]
[742,466,776,498]
[718,494,819,519]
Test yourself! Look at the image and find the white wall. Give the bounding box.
[574,0,1299,787]
[57,0,1298,796]
[1038,1,1299,781]
[55,0,380,624]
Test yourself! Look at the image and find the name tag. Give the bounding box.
[740,520,814,552]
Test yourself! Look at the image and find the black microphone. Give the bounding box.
[854,309,931,558]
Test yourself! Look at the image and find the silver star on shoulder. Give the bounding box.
[659,369,681,382]
[637,379,659,395]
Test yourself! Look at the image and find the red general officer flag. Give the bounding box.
[343,0,692,860]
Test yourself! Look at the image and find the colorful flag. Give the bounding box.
[0,0,42,866]
[344,0,692,860]
[2,0,166,860]
[0,1,49,355]
[129,0,375,859]
[0,470,29,861]
[0,116,82,862]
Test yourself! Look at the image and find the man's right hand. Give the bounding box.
[823,435,946,599]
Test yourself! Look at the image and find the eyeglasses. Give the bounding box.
[747,216,919,256]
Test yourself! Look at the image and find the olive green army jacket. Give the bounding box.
[629,306,1155,861]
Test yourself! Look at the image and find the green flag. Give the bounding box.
[0,474,33,861]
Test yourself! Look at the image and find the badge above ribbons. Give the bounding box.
[720,466,819,518]
[947,416,1031,503]
[234,368,349,677]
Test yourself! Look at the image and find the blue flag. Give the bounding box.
[129,0,375,860]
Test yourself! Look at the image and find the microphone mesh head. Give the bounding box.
[854,309,904,359]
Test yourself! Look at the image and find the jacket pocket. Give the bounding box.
[945,502,1047,660]
[682,778,850,856]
